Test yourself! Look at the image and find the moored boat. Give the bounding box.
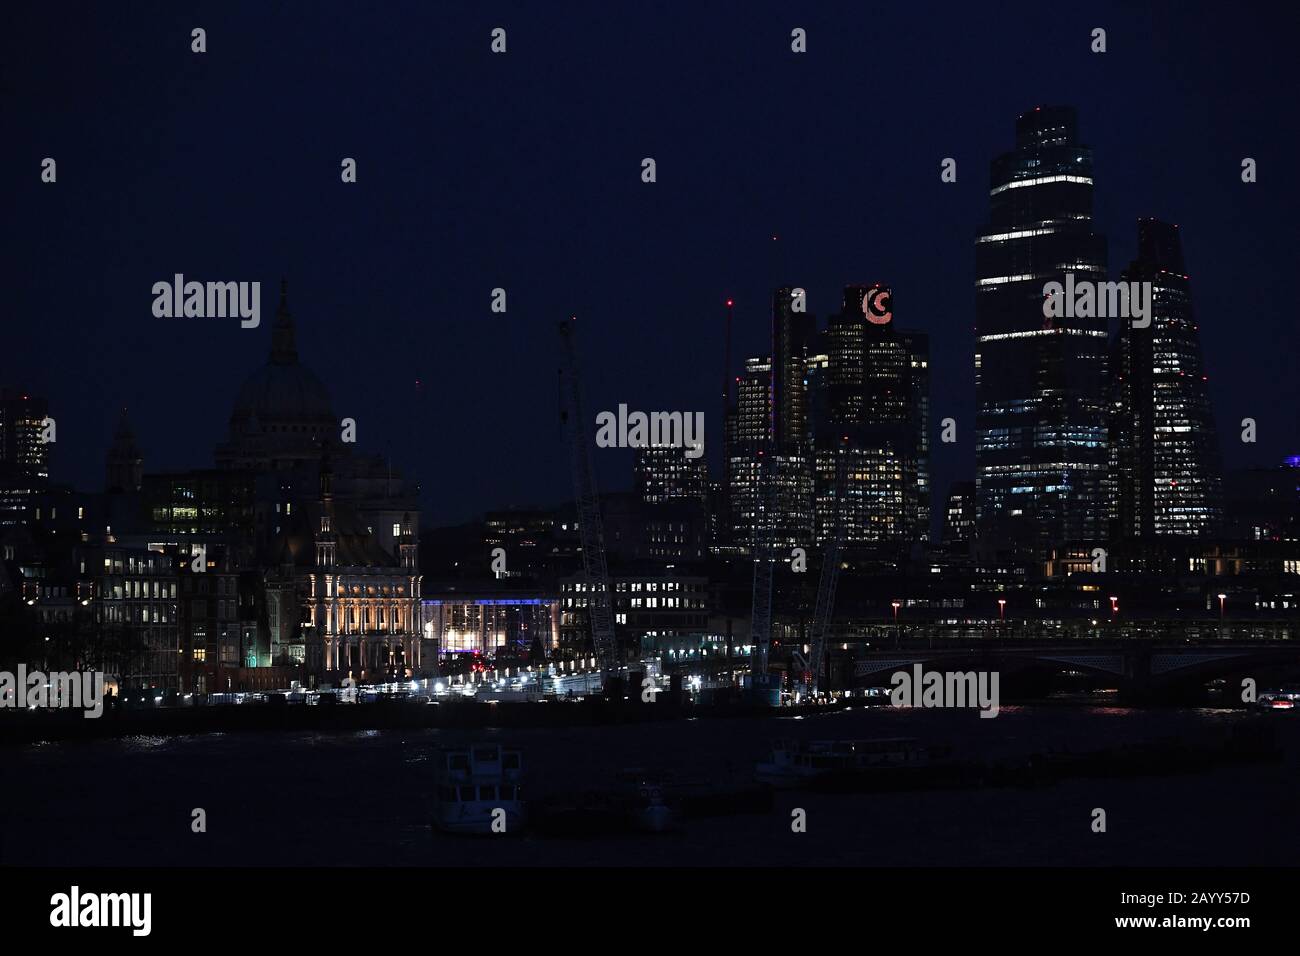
[615,769,677,833]
[432,744,525,835]
[1257,687,1299,711]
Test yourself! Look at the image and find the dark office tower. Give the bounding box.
[0,389,51,479]
[728,357,772,449]
[804,335,831,437]
[1112,220,1223,537]
[824,289,866,428]
[1223,458,1300,542]
[0,390,51,527]
[975,106,1109,556]
[813,286,930,545]
[712,299,736,553]
[726,357,772,551]
[725,356,813,553]
[771,286,816,450]
[900,329,931,540]
[634,445,708,506]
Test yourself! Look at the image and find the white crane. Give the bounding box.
[556,318,618,675]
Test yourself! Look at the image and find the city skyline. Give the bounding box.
[7,179,1293,536]
[7,2,1297,528]
[6,198,1290,540]
[7,2,1300,918]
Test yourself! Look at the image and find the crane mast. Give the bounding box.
[556,318,618,675]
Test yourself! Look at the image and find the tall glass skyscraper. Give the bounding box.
[725,355,813,554]
[1111,219,1223,537]
[771,286,816,451]
[813,285,930,547]
[975,106,1109,555]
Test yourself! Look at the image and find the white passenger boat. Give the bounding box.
[433,744,526,834]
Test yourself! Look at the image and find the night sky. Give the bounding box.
[6,1,1298,527]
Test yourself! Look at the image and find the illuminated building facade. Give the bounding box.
[560,568,710,656]
[725,356,815,553]
[0,390,51,527]
[301,466,422,681]
[634,445,708,506]
[813,443,904,544]
[1111,219,1223,538]
[79,542,181,689]
[423,593,559,658]
[975,106,1109,555]
[629,448,710,562]
[813,286,930,546]
[143,470,256,536]
[943,481,978,545]
[202,283,425,683]
[0,390,50,479]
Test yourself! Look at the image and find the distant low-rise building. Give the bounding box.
[422,589,559,661]
[559,565,712,658]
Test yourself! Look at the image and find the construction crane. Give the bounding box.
[556,317,618,676]
[807,447,847,698]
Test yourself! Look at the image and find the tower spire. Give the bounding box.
[271,277,297,365]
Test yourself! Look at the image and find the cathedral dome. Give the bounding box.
[232,361,335,425]
[229,281,335,427]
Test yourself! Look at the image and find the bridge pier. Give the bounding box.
[1117,646,1152,704]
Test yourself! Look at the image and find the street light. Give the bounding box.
[1109,596,1119,620]
[1218,593,1227,619]
[997,598,1007,622]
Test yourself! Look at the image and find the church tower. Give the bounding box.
[105,408,144,493]
[316,454,338,569]
[399,512,417,571]
[310,452,340,676]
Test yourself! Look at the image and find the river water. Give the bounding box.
[4,701,1298,866]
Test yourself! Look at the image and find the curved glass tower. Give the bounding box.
[1112,219,1223,537]
[974,106,1109,556]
